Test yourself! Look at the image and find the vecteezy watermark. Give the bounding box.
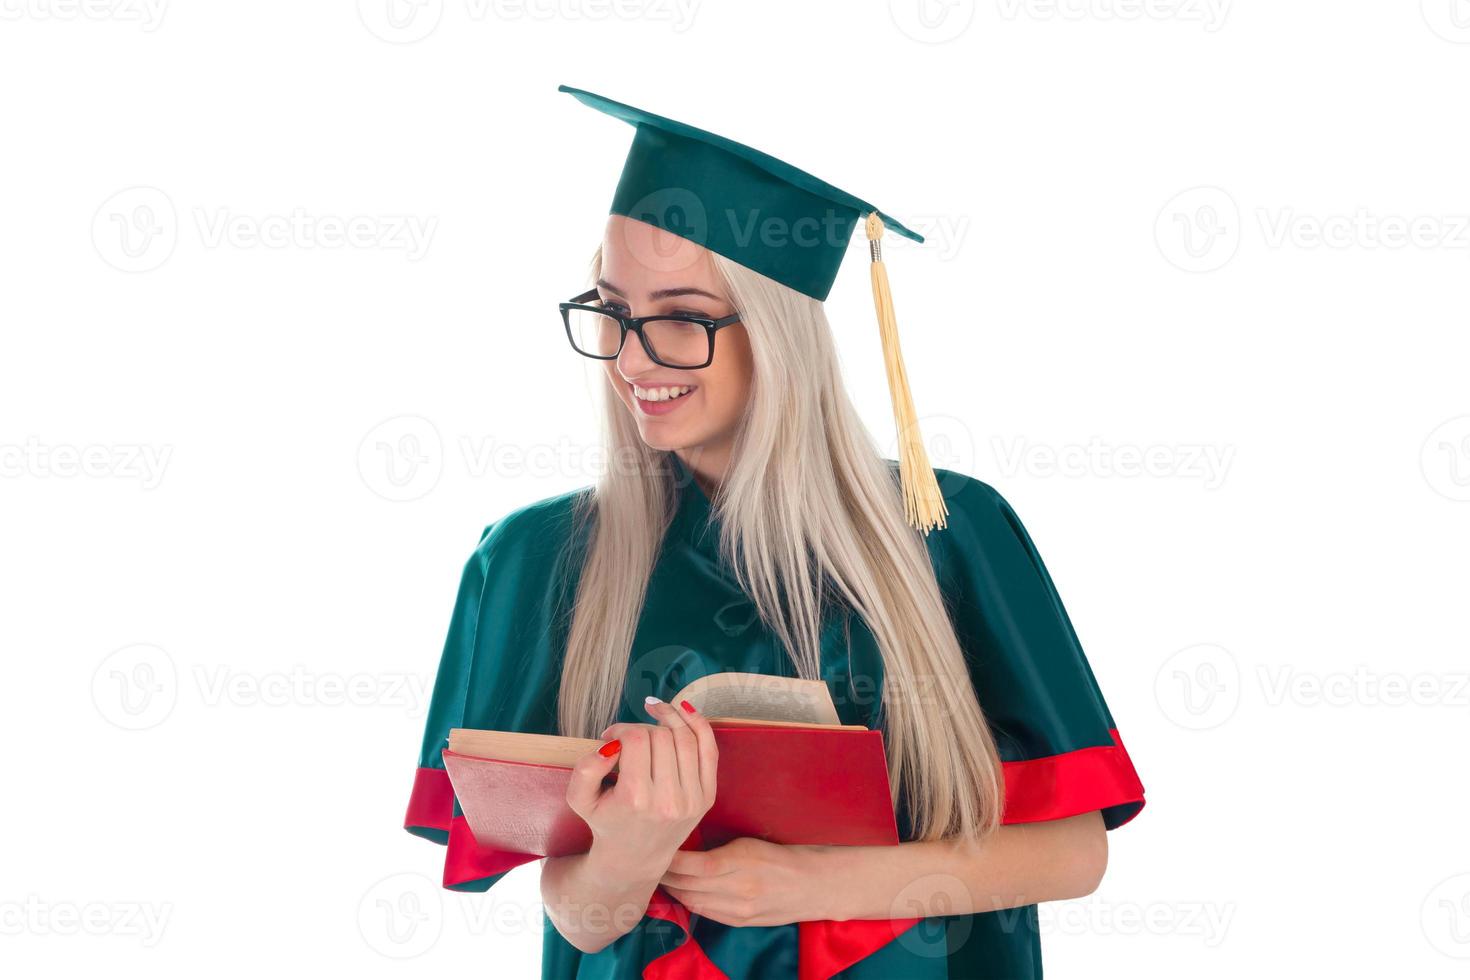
[92,644,430,730]
[192,665,428,713]
[1154,643,1241,731]
[0,896,173,946]
[193,208,435,258]
[1157,186,1470,272]
[1157,643,1470,730]
[0,438,172,489]
[0,0,168,30]
[879,212,973,262]
[356,0,699,44]
[92,187,436,272]
[889,0,977,44]
[1256,209,1470,251]
[92,186,177,273]
[994,0,1230,32]
[1421,0,1470,43]
[359,872,650,958]
[1423,873,1470,959]
[92,644,178,731]
[358,415,444,503]
[1039,896,1235,946]
[991,436,1235,489]
[356,416,654,503]
[1421,415,1470,502]
[1155,186,1241,273]
[359,873,443,958]
[1257,665,1470,709]
[357,0,445,43]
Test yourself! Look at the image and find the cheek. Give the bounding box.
[699,332,754,423]
[603,362,629,402]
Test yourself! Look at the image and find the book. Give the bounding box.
[442,671,901,858]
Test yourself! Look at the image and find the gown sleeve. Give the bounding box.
[402,493,590,890]
[931,473,1146,830]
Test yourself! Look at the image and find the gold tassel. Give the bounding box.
[866,212,948,534]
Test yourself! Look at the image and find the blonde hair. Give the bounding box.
[557,245,1004,841]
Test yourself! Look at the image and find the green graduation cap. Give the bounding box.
[559,83,949,533]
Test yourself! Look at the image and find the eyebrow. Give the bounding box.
[595,278,724,303]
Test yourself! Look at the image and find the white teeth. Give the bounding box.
[634,384,692,402]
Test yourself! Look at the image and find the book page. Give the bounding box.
[675,671,842,726]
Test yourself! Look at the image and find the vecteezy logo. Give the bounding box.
[895,413,977,499]
[357,415,443,502]
[92,186,177,273]
[621,187,710,276]
[357,0,443,43]
[1421,416,1470,502]
[889,0,976,43]
[1422,873,1470,958]
[1155,186,1240,273]
[1154,643,1240,730]
[1422,0,1470,43]
[358,872,443,958]
[92,643,178,730]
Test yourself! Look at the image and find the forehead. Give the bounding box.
[601,215,721,294]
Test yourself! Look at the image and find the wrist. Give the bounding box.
[793,844,845,921]
[583,838,667,896]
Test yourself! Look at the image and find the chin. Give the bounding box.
[633,425,692,452]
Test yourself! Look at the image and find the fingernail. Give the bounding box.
[598,739,621,758]
[680,699,696,714]
[644,695,663,706]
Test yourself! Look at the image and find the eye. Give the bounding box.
[671,309,709,319]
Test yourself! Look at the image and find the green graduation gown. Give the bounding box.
[403,454,1145,979]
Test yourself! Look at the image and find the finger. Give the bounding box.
[662,889,747,928]
[665,848,727,878]
[659,869,730,893]
[565,737,621,816]
[608,724,651,800]
[674,698,720,808]
[642,706,679,792]
[644,696,702,800]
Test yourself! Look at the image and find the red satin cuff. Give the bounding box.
[1001,728,1145,826]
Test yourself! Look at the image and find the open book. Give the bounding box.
[443,672,900,857]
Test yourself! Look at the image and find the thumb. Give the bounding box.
[566,738,620,817]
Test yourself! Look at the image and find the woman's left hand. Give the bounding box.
[658,837,829,927]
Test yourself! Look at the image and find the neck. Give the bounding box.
[675,442,731,498]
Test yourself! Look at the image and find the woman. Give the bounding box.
[404,85,1145,979]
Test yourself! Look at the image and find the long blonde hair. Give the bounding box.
[557,245,1005,841]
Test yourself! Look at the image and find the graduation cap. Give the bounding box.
[559,83,948,533]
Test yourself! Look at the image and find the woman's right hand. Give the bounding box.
[565,696,719,887]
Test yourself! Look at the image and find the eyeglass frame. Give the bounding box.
[559,287,742,370]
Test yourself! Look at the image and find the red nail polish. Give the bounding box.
[598,739,621,757]
[680,700,696,714]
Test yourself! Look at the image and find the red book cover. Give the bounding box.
[441,724,901,856]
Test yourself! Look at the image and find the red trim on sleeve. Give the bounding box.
[404,767,540,888]
[1001,728,1145,826]
[443,816,539,887]
[404,766,454,833]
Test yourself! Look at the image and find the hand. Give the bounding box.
[564,696,719,889]
[658,837,829,927]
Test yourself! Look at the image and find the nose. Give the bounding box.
[615,326,658,379]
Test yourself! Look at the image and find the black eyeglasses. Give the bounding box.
[559,288,742,369]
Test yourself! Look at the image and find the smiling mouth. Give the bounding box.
[629,381,697,415]
[631,383,695,403]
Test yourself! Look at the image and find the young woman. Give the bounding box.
[404,85,1145,979]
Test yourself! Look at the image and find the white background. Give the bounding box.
[3,1,1469,976]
